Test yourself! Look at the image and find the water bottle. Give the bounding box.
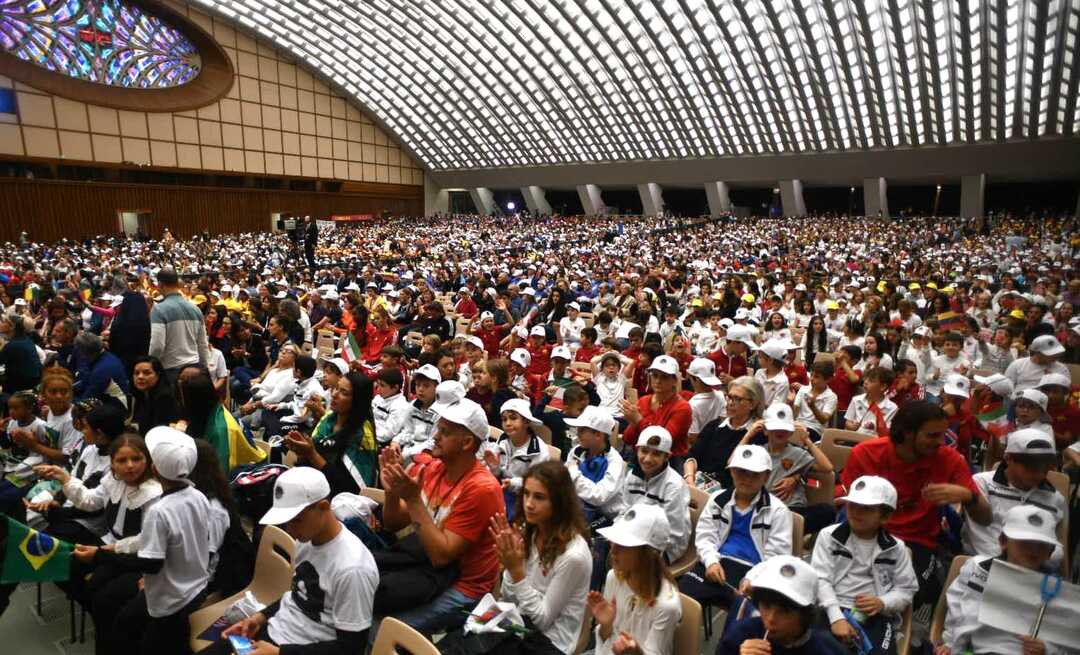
[849,609,867,625]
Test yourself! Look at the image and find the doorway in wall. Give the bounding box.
[118,210,152,238]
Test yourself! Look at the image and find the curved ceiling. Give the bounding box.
[191,0,1080,172]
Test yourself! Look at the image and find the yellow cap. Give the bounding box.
[876,280,887,292]
[926,282,938,290]
[826,300,840,310]
[1009,309,1025,319]
[941,286,955,295]
[742,293,756,303]
[908,282,921,290]
[691,298,704,307]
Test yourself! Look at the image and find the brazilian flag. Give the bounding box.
[1,517,72,583]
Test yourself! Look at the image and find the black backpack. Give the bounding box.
[230,464,289,521]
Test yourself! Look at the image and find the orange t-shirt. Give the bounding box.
[418,458,503,598]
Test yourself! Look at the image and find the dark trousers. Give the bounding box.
[200,625,275,655]
[113,588,207,655]
[0,479,31,517]
[44,520,102,604]
[908,542,943,644]
[88,566,142,655]
[791,503,837,535]
[678,559,753,611]
[305,246,316,268]
[816,610,898,655]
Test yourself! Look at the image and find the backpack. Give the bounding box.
[230,464,289,521]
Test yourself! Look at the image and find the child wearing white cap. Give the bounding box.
[559,302,586,347]
[565,406,627,526]
[686,358,727,440]
[737,404,836,533]
[587,504,683,655]
[457,335,486,390]
[73,427,211,655]
[618,426,691,565]
[941,505,1065,655]
[961,428,1066,564]
[1012,388,1054,438]
[372,367,411,446]
[205,467,378,655]
[679,445,793,615]
[392,364,442,463]
[1037,372,1076,448]
[811,476,918,654]
[719,556,848,655]
[754,339,791,408]
[1004,335,1070,394]
[483,399,550,514]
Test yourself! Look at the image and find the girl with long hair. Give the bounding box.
[179,371,263,473]
[129,355,182,435]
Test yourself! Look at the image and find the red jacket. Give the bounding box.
[707,348,748,380]
[621,394,693,458]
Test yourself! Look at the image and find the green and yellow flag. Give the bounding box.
[1,517,72,583]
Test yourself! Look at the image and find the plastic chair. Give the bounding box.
[371,617,440,655]
[671,488,709,577]
[897,597,914,655]
[360,486,385,505]
[673,593,703,655]
[820,428,876,472]
[580,312,595,328]
[536,423,553,445]
[929,555,969,646]
[548,444,561,460]
[1047,470,1071,577]
[253,438,272,463]
[790,512,804,555]
[190,525,296,652]
[570,361,594,376]
[488,425,504,441]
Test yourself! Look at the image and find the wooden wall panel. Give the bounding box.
[0,177,422,241]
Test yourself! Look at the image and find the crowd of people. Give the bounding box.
[0,210,1077,655]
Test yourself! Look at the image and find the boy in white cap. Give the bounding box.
[687,357,727,441]
[391,364,441,463]
[588,504,682,655]
[619,426,691,564]
[754,339,791,408]
[940,506,1065,655]
[565,406,627,526]
[372,367,411,446]
[457,335,486,389]
[679,444,793,615]
[559,301,585,348]
[483,399,550,511]
[1004,334,1070,394]
[720,555,848,655]
[74,426,210,655]
[1038,372,1077,449]
[737,404,835,533]
[546,344,575,390]
[1012,388,1054,437]
[811,476,918,654]
[207,467,378,655]
[962,429,1066,563]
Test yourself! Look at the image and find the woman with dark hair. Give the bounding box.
[284,371,377,493]
[441,460,592,654]
[104,276,150,376]
[0,313,42,392]
[541,286,569,324]
[205,304,229,350]
[801,315,831,366]
[226,317,269,402]
[129,356,182,435]
[178,371,264,473]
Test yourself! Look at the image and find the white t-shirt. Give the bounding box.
[138,486,211,617]
[1004,358,1071,394]
[501,535,591,653]
[268,525,379,644]
[207,347,228,383]
[689,390,726,434]
[845,394,899,436]
[754,368,790,408]
[207,497,231,578]
[792,385,838,436]
[45,407,82,459]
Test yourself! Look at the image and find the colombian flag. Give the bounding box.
[1,517,72,583]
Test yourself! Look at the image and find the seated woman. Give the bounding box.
[719,555,848,655]
[684,376,765,490]
[587,503,683,655]
[440,461,592,654]
[129,356,182,436]
[177,370,264,473]
[285,371,377,492]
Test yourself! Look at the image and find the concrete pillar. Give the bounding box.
[704,181,732,216]
[468,187,496,215]
[520,186,553,215]
[960,174,986,218]
[577,184,605,216]
[637,182,665,216]
[863,177,889,218]
[778,179,806,216]
[423,174,448,217]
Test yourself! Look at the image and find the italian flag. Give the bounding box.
[976,401,1010,438]
[341,332,361,364]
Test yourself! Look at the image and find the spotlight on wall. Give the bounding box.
[507,201,516,211]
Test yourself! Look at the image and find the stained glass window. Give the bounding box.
[0,0,201,88]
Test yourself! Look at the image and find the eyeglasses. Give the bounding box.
[728,395,753,403]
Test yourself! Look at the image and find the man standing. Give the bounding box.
[148,268,208,386]
[304,216,318,268]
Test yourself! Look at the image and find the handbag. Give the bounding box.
[372,532,460,613]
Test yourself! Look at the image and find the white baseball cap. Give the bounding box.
[943,374,970,398]
[974,373,1013,397]
[433,380,467,408]
[597,504,670,553]
[1014,388,1048,411]
[1029,335,1065,357]
[734,308,751,320]
[648,355,680,376]
[913,326,932,338]
[464,335,485,351]
[551,345,572,361]
[413,364,442,383]
[433,397,489,440]
[726,325,759,350]
[567,301,580,311]
[479,311,494,321]
[687,358,722,386]
[512,326,529,339]
[259,467,331,525]
[145,426,198,482]
[1000,505,1059,547]
[509,348,531,368]
[840,475,897,509]
[759,339,789,363]
[1004,428,1057,456]
[728,444,772,473]
[637,425,673,454]
[564,405,616,435]
[529,325,546,337]
[763,404,795,432]
[1037,373,1071,390]
[745,555,817,607]
[522,287,536,296]
[499,398,541,424]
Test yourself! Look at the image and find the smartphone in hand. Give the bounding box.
[228,635,254,655]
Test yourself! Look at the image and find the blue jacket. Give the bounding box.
[76,351,129,402]
[719,617,848,655]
